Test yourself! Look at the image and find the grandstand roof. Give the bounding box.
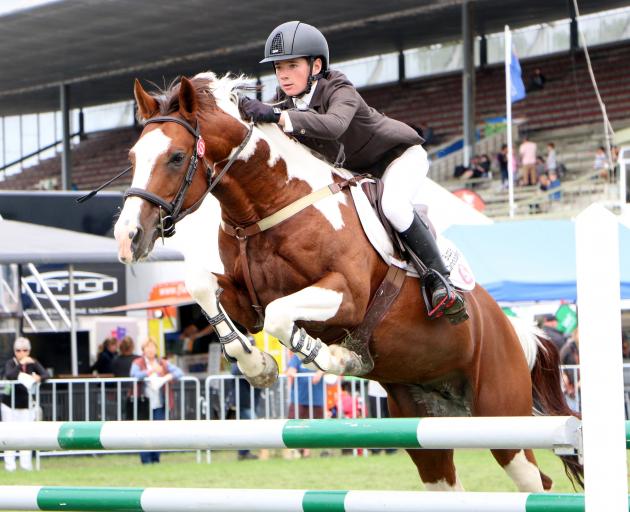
[1,0,627,116]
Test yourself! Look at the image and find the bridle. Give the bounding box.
[78,115,254,239]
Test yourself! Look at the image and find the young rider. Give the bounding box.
[239,21,468,324]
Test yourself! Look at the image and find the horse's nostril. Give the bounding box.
[130,226,144,253]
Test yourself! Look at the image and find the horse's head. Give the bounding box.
[114,75,249,263]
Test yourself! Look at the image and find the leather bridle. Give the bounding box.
[78,115,254,239]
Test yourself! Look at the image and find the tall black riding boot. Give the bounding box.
[398,213,469,324]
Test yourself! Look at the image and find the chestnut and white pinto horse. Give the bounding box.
[113,73,582,491]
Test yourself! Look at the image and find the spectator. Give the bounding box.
[518,135,538,186]
[593,146,609,180]
[1,337,49,472]
[286,353,325,458]
[548,170,561,201]
[545,143,557,175]
[559,329,580,412]
[539,314,567,351]
[497,144,509,189]
[111,336,136,378]
[231,337,261,461]
[527,68,546,92]
[130,338,183,464]
[90,337,118,374]
[368,380,397,455]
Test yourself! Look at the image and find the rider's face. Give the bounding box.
[275,58,322,96]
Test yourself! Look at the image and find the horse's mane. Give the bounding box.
[148,72,350,179]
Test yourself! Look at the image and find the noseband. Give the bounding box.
[78,116,254,239]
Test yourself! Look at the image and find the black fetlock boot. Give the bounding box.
[398,213,469,325]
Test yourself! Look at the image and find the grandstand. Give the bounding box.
[1,1,629,220]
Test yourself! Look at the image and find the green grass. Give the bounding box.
[1,449,582,492]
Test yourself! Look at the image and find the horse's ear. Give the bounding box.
[134,79,158,120]
[178,77,197,119]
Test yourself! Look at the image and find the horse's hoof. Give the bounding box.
[244,352,279,388]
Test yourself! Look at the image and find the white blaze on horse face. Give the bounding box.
[114,128,171,261]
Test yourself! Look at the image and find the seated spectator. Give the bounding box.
[548,170,561,201]
[479,154,491,176]
[527,68,546,92]
[457,156,488,181]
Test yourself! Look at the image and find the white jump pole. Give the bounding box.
[575,204,628,511]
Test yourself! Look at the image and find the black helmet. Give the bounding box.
[261,21,329,71]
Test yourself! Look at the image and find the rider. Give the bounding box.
[239,21,468,324]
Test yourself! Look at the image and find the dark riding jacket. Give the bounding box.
[275,70,423,175]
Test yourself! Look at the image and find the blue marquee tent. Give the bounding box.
[445,220,630,303]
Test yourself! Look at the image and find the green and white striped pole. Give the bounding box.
[0,487,612,512]
[0,416,581,451]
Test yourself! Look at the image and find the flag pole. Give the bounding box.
[505,25,515,218]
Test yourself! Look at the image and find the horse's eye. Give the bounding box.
[170,153,186,165]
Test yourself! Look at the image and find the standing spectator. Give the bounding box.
[518,135,538,186]
[368,380,397,455]
[497,144,509,189]
[286,354,325,458]
[231,339,261,461]
[130,338,183,464]
[559,329,580,412]
[90,337,118,375]
[1,337,49,472]
[545,143,557,175]
[539,314,566,351]
[111,336,136,378]
[593,146,609,180]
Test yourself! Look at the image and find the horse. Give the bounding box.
[113,72,582,492]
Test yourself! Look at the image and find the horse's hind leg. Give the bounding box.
[386,383,465,491]
[185,264,278,388]
[491,449,551,492]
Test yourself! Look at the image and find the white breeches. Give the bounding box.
[380,144,429,232]
[1,403,36,471]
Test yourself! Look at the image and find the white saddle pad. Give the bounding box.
[349,180,476,291]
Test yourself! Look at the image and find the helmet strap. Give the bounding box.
[290,57,325,98]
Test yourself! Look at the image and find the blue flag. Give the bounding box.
[510,50,526,103]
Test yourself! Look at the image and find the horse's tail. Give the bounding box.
[508,317,584,489]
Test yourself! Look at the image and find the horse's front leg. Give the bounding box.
[184,264,278,388]
[264,272,369,375]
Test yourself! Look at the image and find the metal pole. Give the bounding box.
[620,147,629,212]
[60,83,71,190]
[462,0,476,167]
[505,26,516,218]
[69,264,78,376]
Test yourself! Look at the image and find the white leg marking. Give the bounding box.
[503,450,544,492]
[423,475,465,492]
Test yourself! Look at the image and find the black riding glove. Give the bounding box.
[239,97,281,124]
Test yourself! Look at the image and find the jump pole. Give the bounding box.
[0,417,580,451]
[575,204,628,511]
[0,487,616,512]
